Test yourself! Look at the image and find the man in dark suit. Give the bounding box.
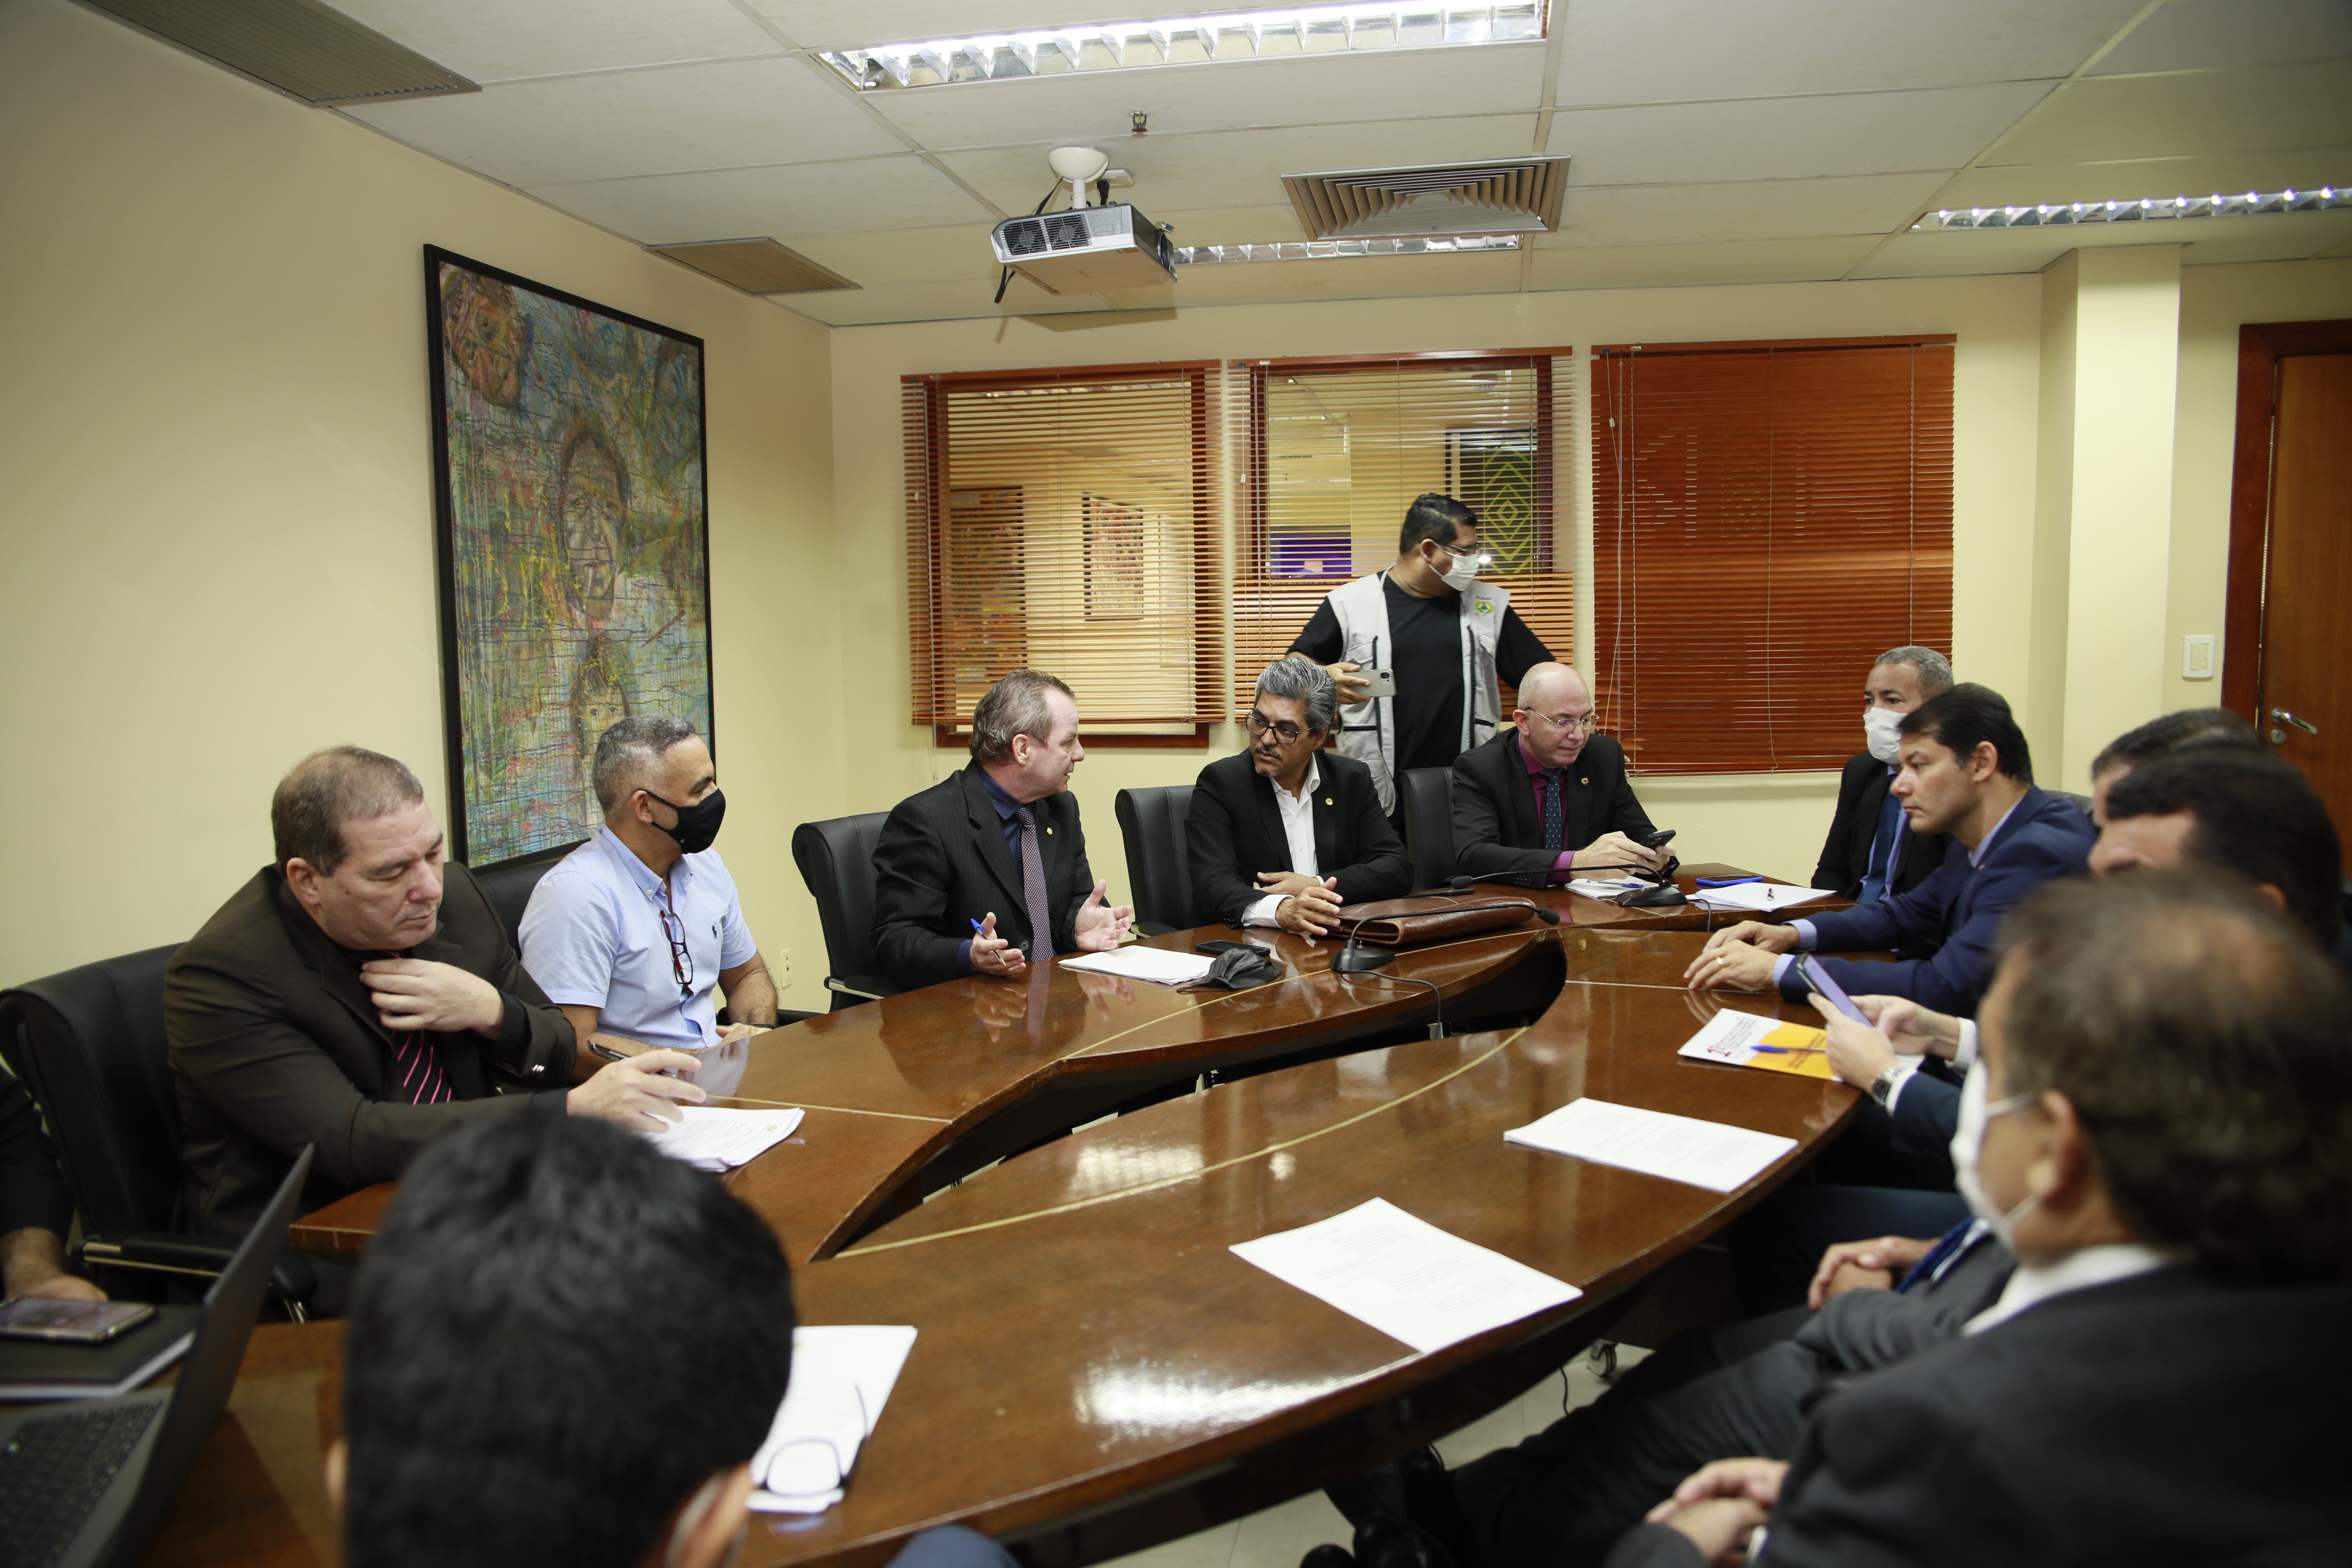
[1189,658,1411,932]
[1,1063,106,1303]
[1688,684,2091,1022]
[168,747,705,1245]
[871,670,1134,990]
[1609,873,2351,1568]
[1450,664,1668,883]
[1809,646,1953,902]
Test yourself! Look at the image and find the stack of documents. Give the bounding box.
[1057,947,1217,986]
[1505,1099,1797,1193]
[1229,1198,1581,1353]
[1687,881,1832,913]
[1563,876,1648,900]
[749,1325,919,1514]
[1677,1009,1836,1080]
[644,1105,804,1171]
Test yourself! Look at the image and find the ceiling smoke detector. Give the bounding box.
[1282,155,1569,240]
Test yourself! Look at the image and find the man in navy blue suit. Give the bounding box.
[1683,684,2091,1033]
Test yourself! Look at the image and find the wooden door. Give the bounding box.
[2226,322,2352,875]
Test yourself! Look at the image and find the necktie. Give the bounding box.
[1540,769,1566,853]
[1896,1220,1982,1293]
[389,1028,453,1105]
[1015,805,1056,960]
[1858,788,1905,903]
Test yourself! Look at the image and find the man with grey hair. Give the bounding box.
[872,670,1134,990]
[1188,658,1412,932]
[1451,663,1667,883]
[1812,646,1955,902]
[520,716,777,1059]
[168,746,706,1264]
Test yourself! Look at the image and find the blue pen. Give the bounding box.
[1752,1043,1824,1055]
[1695,875,1762,888]
[969,918,986,933]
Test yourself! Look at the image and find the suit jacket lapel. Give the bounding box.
[1503,733,1542,847]
[1308,767,1339,874]
[1250,772,1291,874]
[1856,767,1891,874]
[960,768,1030,916]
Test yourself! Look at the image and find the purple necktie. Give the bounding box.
[1015,805,1057,960]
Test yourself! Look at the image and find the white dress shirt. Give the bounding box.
[1963,1242,2184,1336]
[1243,757,1323,928]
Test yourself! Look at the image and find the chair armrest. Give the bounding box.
[84,1233,318,1304]
[824,975,896,1002]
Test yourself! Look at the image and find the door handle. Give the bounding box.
[2270,709,2319,736]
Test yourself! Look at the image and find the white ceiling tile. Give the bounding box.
[2315,237,2352,258]
[330,0,781,82]
[940,116,1542,215]
[2175,208,2352,262]
[1983,59,2352,166]
[341,57,904,187]
[864,45,1549,151]
[1934,148,2352,209]
[527,156,993,243]
[2087,0,2352,76]
[1143,250,1527,308]
[1525,236,1879,291]
[770,276,1128,326]
[1843,221,2217,279]
[787,223,1007,285]
[1546,83,2052,185]
[1149,204,1312,246]
[1541,172,1949,249]
[1555,0,2143,104]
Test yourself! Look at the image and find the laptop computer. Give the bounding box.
[0,1144,315,1568]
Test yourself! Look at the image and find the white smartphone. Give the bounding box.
[0,1297,155,1344]
[1362,667,1397,699]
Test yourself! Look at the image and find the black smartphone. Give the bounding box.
[1196,940,1271,957]
[1640,828,1678,849]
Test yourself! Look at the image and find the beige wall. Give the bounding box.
[831,277,2045,893]
[0,0,837,990]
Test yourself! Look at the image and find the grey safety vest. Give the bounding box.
[1324,571,1508,813]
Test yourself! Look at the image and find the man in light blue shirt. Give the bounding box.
[521,716,777,1055]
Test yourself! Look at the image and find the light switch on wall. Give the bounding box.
[2183,635,2215,680]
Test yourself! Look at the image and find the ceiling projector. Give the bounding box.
[990,146,1176,295]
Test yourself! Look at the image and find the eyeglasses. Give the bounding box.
[760,1385,870,1499]
[1245,712,1312,745]
[655,895,694,999]
[1526,710,1598,733]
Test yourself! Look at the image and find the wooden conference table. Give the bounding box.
[141,867,1858,1568]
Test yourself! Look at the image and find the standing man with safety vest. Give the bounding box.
[1288,493,1554,817]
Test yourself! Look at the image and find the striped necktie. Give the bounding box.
[373,952,454,1105]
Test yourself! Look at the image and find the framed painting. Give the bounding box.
[424,246,713,867]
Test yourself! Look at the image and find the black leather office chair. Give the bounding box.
[791,814,899,1011]
[469,847,570,947]
[2056,790,2095,819]
[1397,767,1457,889]
[1115,784,1196,936]
[0,946,313,1312]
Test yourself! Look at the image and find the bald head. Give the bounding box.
[1514,664,1598,769]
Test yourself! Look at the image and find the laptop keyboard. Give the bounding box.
[0,1401,162,1568]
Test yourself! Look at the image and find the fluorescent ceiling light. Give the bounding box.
[1913,186,2348,231]
[1174,234,1521,263]
[823,4,1544,91]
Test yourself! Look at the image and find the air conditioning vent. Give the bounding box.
[1281,156,1569,240]
[86,0,477,104]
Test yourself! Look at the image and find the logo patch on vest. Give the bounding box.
[1474,600,1495,615]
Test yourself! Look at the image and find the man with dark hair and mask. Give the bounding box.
[1810,646,1954,902]
[522,716,777,1059]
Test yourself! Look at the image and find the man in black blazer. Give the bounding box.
[1189,659,1411,932]
[1608,872,2351,1568]
[169,747,703,1246]
[1450,664,1667,883]
[871,670,1134,990]
[1810,646,1952,902]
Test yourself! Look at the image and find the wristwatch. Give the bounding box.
[1868,1066,1900,1108]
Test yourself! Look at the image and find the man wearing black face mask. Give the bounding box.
[522,717,778,1061]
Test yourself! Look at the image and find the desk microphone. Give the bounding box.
[1332,910,1394,972]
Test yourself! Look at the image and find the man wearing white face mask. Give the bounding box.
[1290,493,1554,816]
[1607,870,2352,1568]
[1810,646,1953,902]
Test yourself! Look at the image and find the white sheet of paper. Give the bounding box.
[1687,881,1832,913]
[643,1106,804,1171]
[1674,1008,1785,1067]
[748,1325,919,1515]
[1564,877,1647,900]
[1505,1099,1797,1194]
[1228,1198,1581,1354]
[1056,947,1217,986]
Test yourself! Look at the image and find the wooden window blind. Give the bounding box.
[1235,352,1576,714]
[904,363,1224,746]
[1591,336,1954,775]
